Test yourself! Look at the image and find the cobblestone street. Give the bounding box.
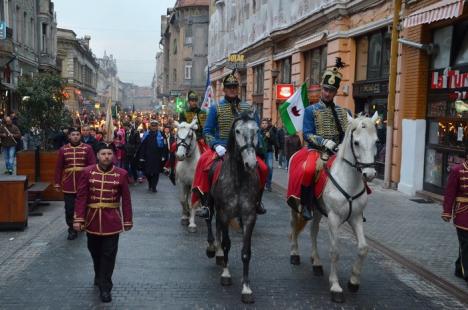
[0,173,466,309]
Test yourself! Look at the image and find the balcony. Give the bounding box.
[0,27,14,54]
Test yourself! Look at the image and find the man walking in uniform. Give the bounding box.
[54,127,96,240]
[73,142,133,303]
[442,155,468,283]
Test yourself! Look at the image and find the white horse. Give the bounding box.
[174,118,200,233]
[289,112,379,303]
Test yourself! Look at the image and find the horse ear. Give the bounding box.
[346,112,354,123]
[371,111,379,123]
[190,118,198,130]
[248,105,257,118]
[173,121,180,127]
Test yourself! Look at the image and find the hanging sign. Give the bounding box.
[276,84,294,100]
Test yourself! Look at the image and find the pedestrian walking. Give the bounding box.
[139,119,166,192]
[276,124,286,169]
[0,116,22,175]
[54,127,96,240]
[123,122,141,183]
[260,119,277,192]
[73,142,133,303]
[442,155,468,283]
[81,125,98,151]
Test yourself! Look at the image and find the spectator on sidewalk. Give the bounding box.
[442,156,468,283]
[0,116,22,175]
[261,119,277,192]
[276,124,286,169]
[284,133,302,171]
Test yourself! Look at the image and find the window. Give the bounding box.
[30,18,34,48]
[453,20,468,66]
[355,36,368,81]
[278,57,291,84]
[304,46,327,85]
[185,23,192,45]
[41,23,47,52]
[173,39,177,54]
[431,26,453,69]
[173,69,177,82]
[184,62,192,80]
[355,30,390,81]
[253,64,264,94]
[367,32,382,79]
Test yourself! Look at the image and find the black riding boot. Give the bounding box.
[194,190,210,219]
[256,189,266,215]
[302,204,313,221]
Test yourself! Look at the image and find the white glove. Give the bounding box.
[214,145,226,157]
[323,139,337,151]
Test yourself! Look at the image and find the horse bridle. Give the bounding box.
[323,128,376,223]
[239,143,256,153]
[176,130,195,158]
[342,129,376,172]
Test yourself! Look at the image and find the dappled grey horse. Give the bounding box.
[207,111,261,304]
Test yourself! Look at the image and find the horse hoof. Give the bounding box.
[220,276,232,286]
[180,218,189,226]
[348,281,360,293]
[313,265,324,276]
[290,255,300,265]
[241,293,255,304]
[206,248,216,258]
[216,256,224,266]
[188,226,197,233]
[331,291,345,303]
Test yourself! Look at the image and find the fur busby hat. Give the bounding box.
[321,57,345,90]
[95,142,116,153]
[187,90,198,101]
[222,72,239,88]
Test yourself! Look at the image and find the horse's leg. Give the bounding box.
[179,182,189,226]
[327,212,345,303]
[205,206,216,258]
[310,210,323,276]
[220,218,232,286]
[289,209,306,265]
[241,216,256,304]
[187,184,197,233]
[215,211,224,266]
[347,215,368,293]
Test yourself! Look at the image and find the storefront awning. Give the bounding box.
[403,0,465,28]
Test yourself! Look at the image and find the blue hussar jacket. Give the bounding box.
[303,100,350,149]
[203,97,261,148]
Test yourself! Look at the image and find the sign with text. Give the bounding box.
[276,84,294,100]
[226,53,246,70]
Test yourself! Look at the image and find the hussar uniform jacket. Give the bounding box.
[303,100,349,150]
[443,161,468,230]
[55,143,96,193]
[74,164,133,235]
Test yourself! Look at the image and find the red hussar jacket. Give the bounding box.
[443,161,468,230]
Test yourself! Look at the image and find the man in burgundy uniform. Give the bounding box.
[73,142,133,303]
[442,158,468,283]
[54,127,96,240]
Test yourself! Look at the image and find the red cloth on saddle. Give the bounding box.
[197,138,209,154]
[191,148,268,205]
[287,148,336,204]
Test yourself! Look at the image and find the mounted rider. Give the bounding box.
[287,58,349,221]
[178,90,208,153]
[191,73,268,217]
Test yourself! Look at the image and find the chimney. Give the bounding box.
[83,35,91,48]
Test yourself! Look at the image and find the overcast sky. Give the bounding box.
[54,0,176,86]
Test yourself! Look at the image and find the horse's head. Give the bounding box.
[342,112,379,182]
[175,118,198,160]
[228,110,259,171]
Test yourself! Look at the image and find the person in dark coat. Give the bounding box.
[284,133,302,171]
[81,125,98,152]
[124,122,141,183]
[139,119,167,192]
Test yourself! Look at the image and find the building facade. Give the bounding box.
[56,28,98,112]
[158,0,209,104]
[96,52,120,109]
[397,0,468,196]
[209,0,394,177]
[0,0,57,114]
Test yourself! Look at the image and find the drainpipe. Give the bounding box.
[384,0,402,189]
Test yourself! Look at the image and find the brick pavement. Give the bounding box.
[0,174,466,308]
[271,161,467,292]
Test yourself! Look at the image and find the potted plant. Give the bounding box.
[16,73,72,201]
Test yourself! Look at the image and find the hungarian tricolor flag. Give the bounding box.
[279,83,309,135]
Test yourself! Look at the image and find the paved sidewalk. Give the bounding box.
[270,161,467,292]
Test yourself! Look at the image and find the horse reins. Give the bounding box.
[324,128,374,223]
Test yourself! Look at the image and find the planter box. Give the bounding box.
[16,150,63,201]
[0,175,28,230]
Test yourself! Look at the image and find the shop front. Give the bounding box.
[423,20,468,194]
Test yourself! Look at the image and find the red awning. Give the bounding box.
[403,0,465,28]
